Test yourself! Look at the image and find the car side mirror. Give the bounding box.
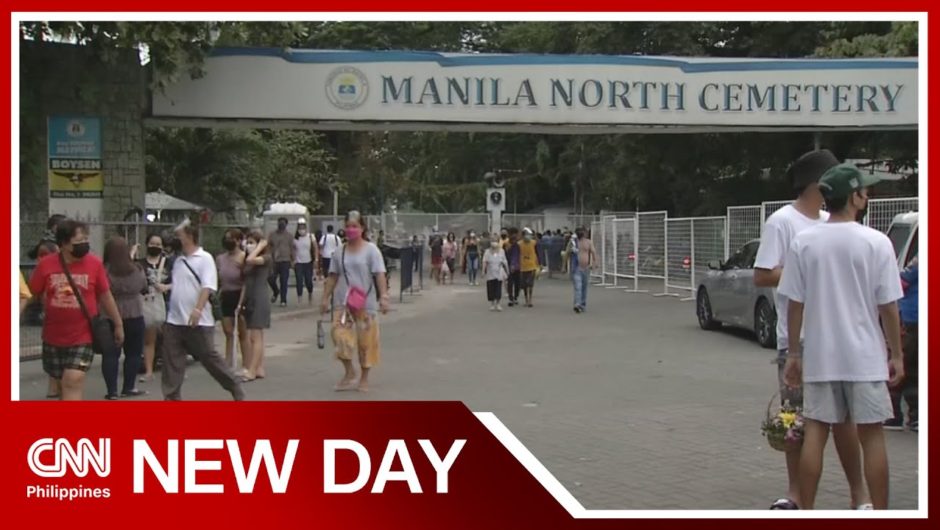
[707,260,722,270]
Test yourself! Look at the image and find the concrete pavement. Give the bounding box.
[17,276,920,510]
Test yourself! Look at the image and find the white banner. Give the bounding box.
[152,49,918,131]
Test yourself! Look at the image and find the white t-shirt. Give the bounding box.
[754,205,830,350]
[294,234,314,264]
[320,233,341,259]
[777,222,903,382]
[167,248,218,328]
[483,248,508,281]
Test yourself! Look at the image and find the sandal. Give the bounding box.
[770,498,799,510]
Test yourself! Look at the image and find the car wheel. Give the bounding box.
[754,297,776,349]
[697,288,720,330]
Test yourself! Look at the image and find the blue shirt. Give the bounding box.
[899,264,918,324]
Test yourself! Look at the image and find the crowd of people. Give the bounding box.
[16,151,918,511]
[17,211,396,400]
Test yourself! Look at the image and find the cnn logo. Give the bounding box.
[28,438,111,478]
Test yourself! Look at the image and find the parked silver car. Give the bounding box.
[695,239,777,348]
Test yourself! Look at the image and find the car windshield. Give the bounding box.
[886,224,912,258]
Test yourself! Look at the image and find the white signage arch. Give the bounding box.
[150,48,917,134]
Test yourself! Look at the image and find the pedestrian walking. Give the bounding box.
[320,224,342,278]
[779,163,904,510]
[320,211,389,393]
[430,234,444,284]
[754,149,870,510]
[267,217,294,307]
[411,235,422,273]
[137,233,173,383]
[102,236,147,399]
[29,213,66,398]
[483,239,508,311]
[570,227,597,313]
[162,219,244,401]
[465,231,481,286]
[505,228,521,306]
[518,227,540,307]
[443,232,458,284]
[216,229,248,372]
[293,219,318,304]
[239,229,274,382]
[29,219,124,401]
[887,254,918,431]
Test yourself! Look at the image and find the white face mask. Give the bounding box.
[245,242,257,253]
[491,241,500,249]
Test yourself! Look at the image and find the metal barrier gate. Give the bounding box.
[611,217,642,292]
[761,200,794,222]
[691,217,727,294]
[726,205,762,259]
[664,218,693,298]
[636,211,667,290]
[865,197,919,233]
[589,219,603,282]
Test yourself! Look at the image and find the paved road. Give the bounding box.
[17,276,920,510]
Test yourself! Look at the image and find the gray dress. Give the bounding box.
[243,254,273,329]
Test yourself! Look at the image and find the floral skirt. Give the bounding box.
[331,310,381,368]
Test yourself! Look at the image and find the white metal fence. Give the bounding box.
[761,200,793,222]
[589,219,603,282]
[726,205,763,259]
[636,211,667,283]
[866,197,919,233]
[664,218,693,297]
[612,218,639,291]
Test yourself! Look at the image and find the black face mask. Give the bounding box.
[855,194,869,223]
[222,239,237,251]
[71,242,90,258]
[146,246,163,257]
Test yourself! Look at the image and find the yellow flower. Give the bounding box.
[779,412,797,428]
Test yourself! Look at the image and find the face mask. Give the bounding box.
[245,242,257,253]
[854,194,869,223]
[491,241,500,249]
[278,223,287,231]
[523,234,532,241]
[298,229,307,236]
[147,246,163,257]
[222,239,236,251]
[345,227,362,241]
[71,242,90,258]
[470,233,476,238]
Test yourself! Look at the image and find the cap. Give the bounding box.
[787,149,840,189]
[818,163,881,199]
[523,227,533,235]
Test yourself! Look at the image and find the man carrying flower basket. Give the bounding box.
[779,163,905,510]
[754,149,870,510]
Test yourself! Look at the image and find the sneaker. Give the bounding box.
[121,388,148,398]
[574,306,582,313]
[496,304,503,312]
[489,304,497,312]
[910,420,918,432]
[883,418,904,431]
[280,302,288,308]
[104,393,119,401]
[856,503,874,510]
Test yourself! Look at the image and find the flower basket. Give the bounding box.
[762,393,804,453]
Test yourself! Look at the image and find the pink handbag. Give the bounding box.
[341,244,372,314]
[346,285,368,313]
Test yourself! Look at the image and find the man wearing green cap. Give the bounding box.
[779,163,905,510]
[755,149,869,510]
